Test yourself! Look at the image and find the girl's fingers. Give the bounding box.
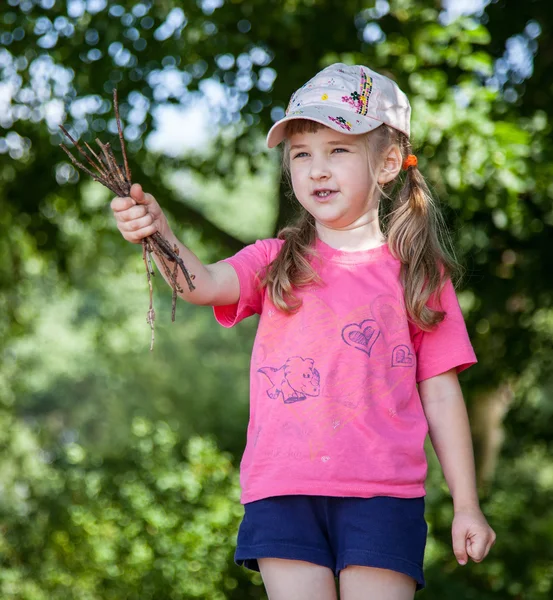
[122,213,154,233]
[130,183,155,205]
[111,184,162,243]
[125,224,158,243]
[112,186,157,218]
[130,182,144,203]
[484,530,497,558]
[467,535,488,563]
[452,530,468,565]
[111,196,136,212]
[116,204,148,222]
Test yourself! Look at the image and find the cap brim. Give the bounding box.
[266,105,383,148]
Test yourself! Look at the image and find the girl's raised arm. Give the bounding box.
[111,183,240,307]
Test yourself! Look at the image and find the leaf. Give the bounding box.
[459,51,494,76]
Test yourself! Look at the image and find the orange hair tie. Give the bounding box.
[402,154,418,170]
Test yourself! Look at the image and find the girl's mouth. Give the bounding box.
[313,190,337,202]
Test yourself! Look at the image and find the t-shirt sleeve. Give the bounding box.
[212,239,272,328]
[412,278,477,382]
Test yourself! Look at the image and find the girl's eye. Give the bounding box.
[292,152,308,159]
[333,147,348,153]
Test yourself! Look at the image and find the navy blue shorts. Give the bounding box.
[235,495,427,591]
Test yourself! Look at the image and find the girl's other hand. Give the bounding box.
[111,183,170,243]
[452,506,496,566]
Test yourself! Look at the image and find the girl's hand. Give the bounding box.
[111,183,170,243]
[452,506,496,565]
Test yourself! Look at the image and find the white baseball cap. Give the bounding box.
[266,63,411,148]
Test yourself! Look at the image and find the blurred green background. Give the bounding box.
[1,0,552,598]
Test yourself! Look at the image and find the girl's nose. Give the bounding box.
[309,156,331,180]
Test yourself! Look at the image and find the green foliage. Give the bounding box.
[421,438,553,599]
[0,413,263,599]
[1,0,553,598]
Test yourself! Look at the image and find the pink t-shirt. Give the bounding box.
[214,237,477,504]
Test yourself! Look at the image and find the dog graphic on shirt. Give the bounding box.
[258,356,321,404]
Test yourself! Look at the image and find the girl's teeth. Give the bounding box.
[317,191,331,197]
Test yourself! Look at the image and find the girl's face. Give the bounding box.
[288,125,378,233]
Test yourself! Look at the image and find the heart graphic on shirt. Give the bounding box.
[391,345,414,367]
[341,320,380,356]
[379,303,404,334]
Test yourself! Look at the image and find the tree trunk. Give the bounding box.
[274,172,299,234]
[469,383,514,492]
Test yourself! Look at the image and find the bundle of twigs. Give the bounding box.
[59,89,196,351]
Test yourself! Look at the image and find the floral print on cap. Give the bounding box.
[285,70,373,119]
[341,71,372,115]
[328,115,353,131]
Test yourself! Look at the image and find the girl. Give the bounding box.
[112,63,496,599]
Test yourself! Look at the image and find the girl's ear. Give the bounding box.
[377,144,403,185]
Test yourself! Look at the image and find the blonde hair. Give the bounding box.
[260,119,461,331]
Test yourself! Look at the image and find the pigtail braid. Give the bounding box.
[260,209,321,312]
[385,137,460,330]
